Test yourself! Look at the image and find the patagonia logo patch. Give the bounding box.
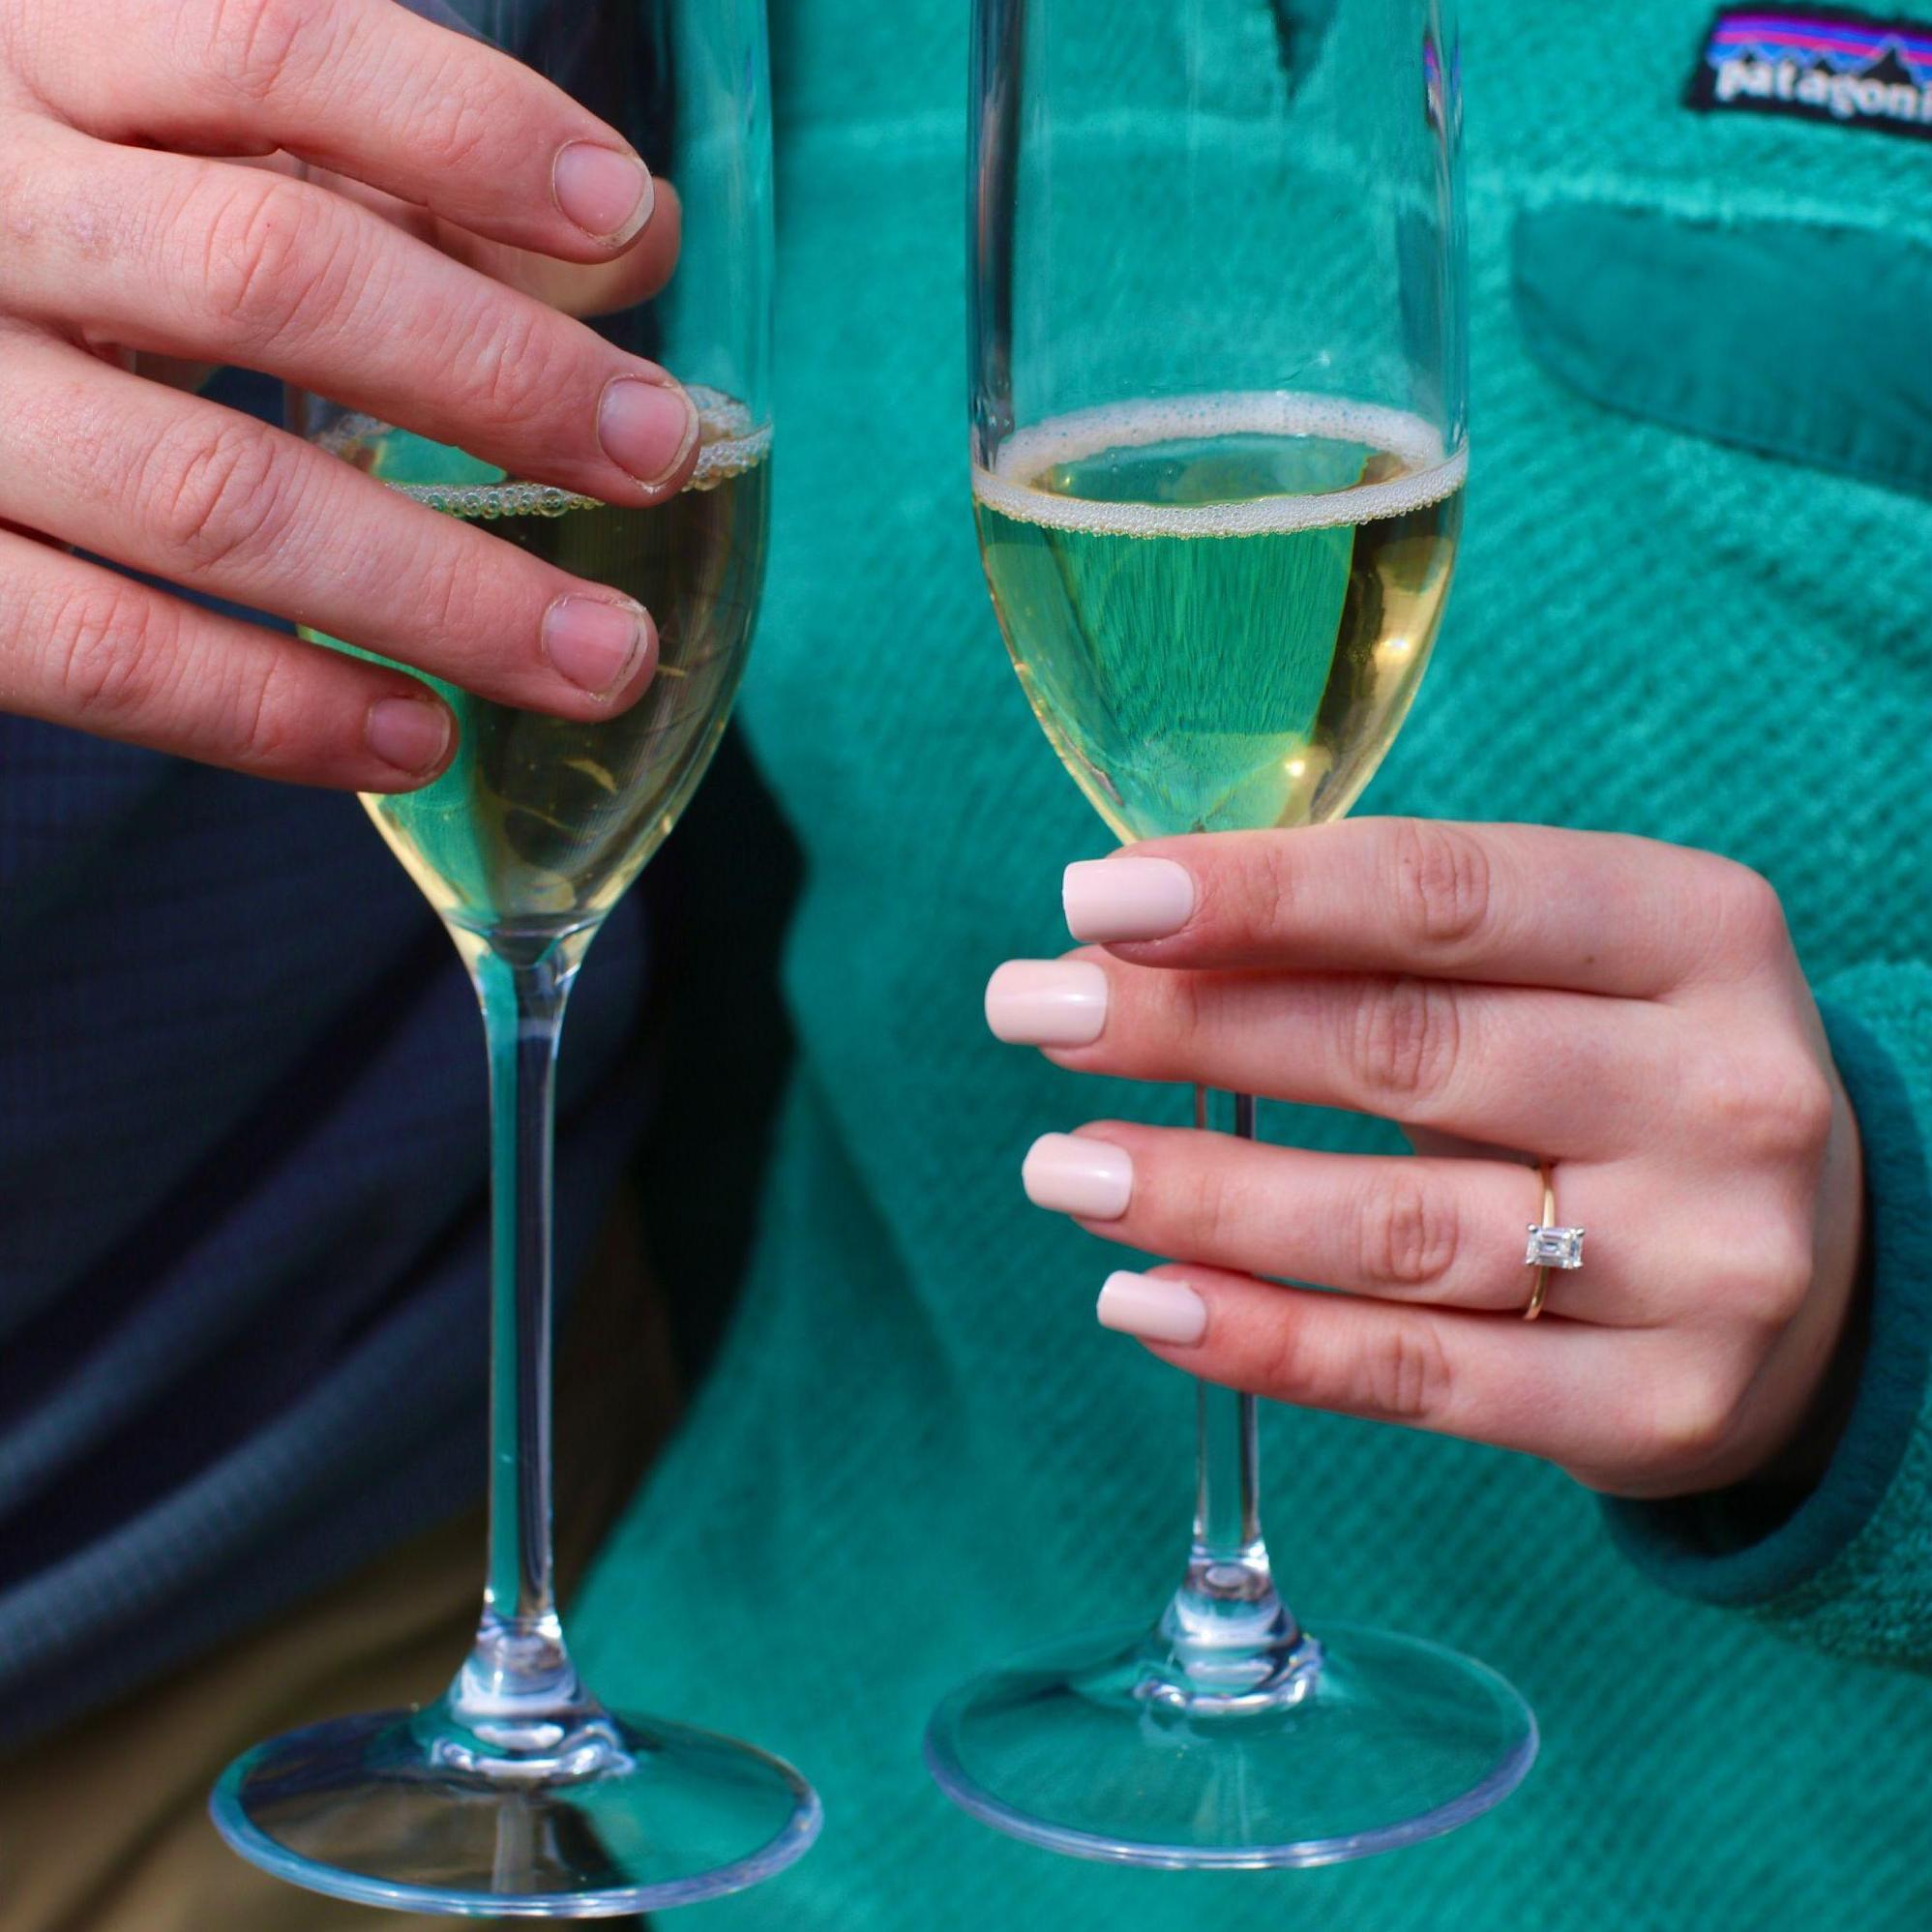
[1686,7,1932,141]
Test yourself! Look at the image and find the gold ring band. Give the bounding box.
[1522,1161,1585,1320]
[1524,1165,1558,1321]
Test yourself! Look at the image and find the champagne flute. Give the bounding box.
[207,0,819,1915]
[925,0,1536,1867]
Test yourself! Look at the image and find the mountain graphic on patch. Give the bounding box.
[1686,6,1932,142]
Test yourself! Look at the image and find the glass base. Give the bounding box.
[925,1620,1535,1869]
[210,1704,820,1918]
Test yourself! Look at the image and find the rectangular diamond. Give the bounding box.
[1525,1225,1585,1269]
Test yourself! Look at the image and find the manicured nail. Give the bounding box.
[599,376,700,489]
[543,594,654,698]
[1024,1134,1133,1220]
[985,960,1108,1046]
[366,696,452,776]
[552,141,654,243]
[1063,857,1195,942]
[1097,1270,1207,1346]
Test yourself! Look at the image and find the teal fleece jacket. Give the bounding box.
[576,1,1932,1925]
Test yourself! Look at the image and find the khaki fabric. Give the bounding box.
[0,1188,673,1932]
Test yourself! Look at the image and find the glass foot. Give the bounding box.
[210,1705,820,1918]
[925,1620,1535,1869]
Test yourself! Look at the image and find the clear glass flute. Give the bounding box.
[925,0,1536,1867]
[207,0,819,1916]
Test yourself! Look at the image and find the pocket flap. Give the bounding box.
[1512,201,1932,501]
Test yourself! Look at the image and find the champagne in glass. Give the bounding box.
[926,0,1536,1871]
[974,395,1464,839]
[326,394,770,936]
[208,3,820,1917]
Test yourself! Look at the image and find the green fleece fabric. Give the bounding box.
[574,1,1932,1924]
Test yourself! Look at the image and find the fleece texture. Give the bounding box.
[575,2,1932,1925]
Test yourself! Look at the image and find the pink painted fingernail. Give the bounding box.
[985,960,1108,1046]
[1063,857,1195,942]
[1097,1270,1207,1346]
[543,595,654,698]
[366,696,452,776]
[1024,1134,1133,1220]
[599,375,700,488]
[552,142,654,243]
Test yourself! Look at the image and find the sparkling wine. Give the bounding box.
[974,394,1463,840]
[311,390,769,939]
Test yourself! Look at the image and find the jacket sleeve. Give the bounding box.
[1602,964,1932,1671]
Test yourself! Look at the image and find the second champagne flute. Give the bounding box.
[926,0,1536,1868]
[208,0,818,1916]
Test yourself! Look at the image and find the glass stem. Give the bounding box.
[1152,1089,1317,1703]
[448,936,595,1752]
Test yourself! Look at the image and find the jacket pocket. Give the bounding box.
[1512,200,1932,502]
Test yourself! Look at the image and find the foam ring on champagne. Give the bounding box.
[320,387,770,520]
[975,392,1464,539]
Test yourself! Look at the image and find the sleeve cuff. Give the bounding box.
[1603,996,1932,1609]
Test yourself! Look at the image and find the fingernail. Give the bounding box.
[366,696,452,776]
[599,375,699,489]
[985,960,1108,1046]
[543,594,654,698]
[1024,1134,1133,1220]
[1098,1270,1207,1347]
[1063,856,1195,942]
[552,141,654,243]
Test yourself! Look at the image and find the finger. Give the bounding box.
[318,169,684,316]
[0,529,455,789]
[0,333,658,717]
[440,213,677,317]
[1061,820,1786,998]
[1094,1262,1667,1477]
[986,953,1678,1158]
[1023,1126,1646,1323]
[26,0,657,258]
[7,131,700,507]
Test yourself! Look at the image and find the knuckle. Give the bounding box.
[1700,1049,1835,1165]
[1754,1247,1816,1328]
[1385,818,1494,953]
[1712,1226,1815,1330]
[1348,1318,1452,1424]
[0,143,37,250]
[141,417,294,574]
[1160,966,1212,1065]
[1250,1311,1315,1405]
[1188,1156,1249,1255]
[1241,839,1294,940]
[1347,975,1460,1109]
[412,536,475,642]
[1643,1359,1747,1471]
[1359,1171,1459,1292]
[196,176,350,351]
[457,301,559,431]
[407,51,507,174]
[1763,1065,1836,1164]
[197,0,327,103]
[44,581,167,724]
[214,646,299,768]
[1704,861,1791,966]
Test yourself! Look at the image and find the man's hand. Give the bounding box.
[0,0,697,788]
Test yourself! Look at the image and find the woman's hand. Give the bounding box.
[0,0,696,788]
[988,820,1866,1501]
